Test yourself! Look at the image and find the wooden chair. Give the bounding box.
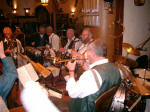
[94,86,118,112]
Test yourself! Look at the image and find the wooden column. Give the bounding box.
[99,0,124,62]
[99,0,115,62]
[113,0,124,59]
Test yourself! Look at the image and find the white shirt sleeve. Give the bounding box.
[66,69,102,98]
[21,81,60,112]
[16,39,24,53]
[52,34,60,51]
[67,40,82,54]
[75,40,82,51]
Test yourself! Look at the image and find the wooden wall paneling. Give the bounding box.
[113,0,124,61]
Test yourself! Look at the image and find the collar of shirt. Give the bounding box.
[49,33,55,38]
[4,38,7,42]
[89,59,109,69]
[79,43,87,50]
[40,34,44,38]
[67,36,75,43]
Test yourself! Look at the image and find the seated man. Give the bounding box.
[72,27,94,56]
[0,41,18,103]
[65,40,121,112]
[59,28,82,57]
[71,27,94,70]
[31,25,48,48]
[3,27,24,55]
[46,26,60,52]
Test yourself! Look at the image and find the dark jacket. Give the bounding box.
[31,33,48,47]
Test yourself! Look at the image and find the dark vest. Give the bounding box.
[68,37,78,49]
[69,63,121,112]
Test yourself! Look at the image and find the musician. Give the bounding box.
[31,25,48,48]
[59,28,82,56]
[71,27,94,70]
[46,26,60,52]
[65,40,121,112]
[3,27,24,56]
[0,41,18,103]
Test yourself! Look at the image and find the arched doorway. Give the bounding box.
[35,5,50,25]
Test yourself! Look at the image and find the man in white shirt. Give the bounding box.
[46,26,60,52]
[3,27,24,56]
[65,39,121,112]
[59,28,82,56]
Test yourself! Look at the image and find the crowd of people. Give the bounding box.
[0,25,122,112]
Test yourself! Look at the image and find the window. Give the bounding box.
[83,0,100,26]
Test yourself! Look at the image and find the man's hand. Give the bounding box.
[0,42,6,59]
[31,42,35,46]
[64,75,70,81]
[37,46,45,50]
[71,50,79,58]
[5,48,12,54]
[71,50,84,59]
[82,62,89,70]
[71,50,85,65]
[58,48,66,52]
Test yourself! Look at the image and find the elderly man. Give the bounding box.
[0,41,18,103]
[46,26,60,52]
[3,27,24,56]
[59,28,81,57]
[65,40,121,112]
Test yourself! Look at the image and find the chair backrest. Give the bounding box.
[94,86,118,112]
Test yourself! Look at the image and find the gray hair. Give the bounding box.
[88,39,107,57]
[46,26,53,33]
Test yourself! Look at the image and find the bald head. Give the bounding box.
[66,29,75,40]
[3,27,12,39]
